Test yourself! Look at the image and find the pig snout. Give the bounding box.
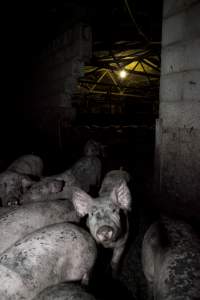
[96,225,114,242]
[7,196,19,207]
[92,216,120,245]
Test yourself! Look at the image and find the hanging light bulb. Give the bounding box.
[119,69,127,79]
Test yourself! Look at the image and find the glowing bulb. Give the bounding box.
[119,69,127,79]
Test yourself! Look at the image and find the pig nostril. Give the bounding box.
[7,197,19,207]
[97,226,114,241]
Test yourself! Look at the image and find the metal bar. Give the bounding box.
[139,60,151,85]
[79,79,159,92]
[142,58,160,72]
[122,61,140,93]
[82,89,157,99]
[90,70,108,92]
[107,70,122,93]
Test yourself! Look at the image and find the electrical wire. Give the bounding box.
[124,0,149,43]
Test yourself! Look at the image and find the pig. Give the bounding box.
[83,139,104,157]
[7,154,44,178]
[72,169,132,275]
[0,154,43,207]
[0,200,80,254]
[20,171,80,204]
[0,170,35,207]
[33,282,96,300]
[142,216,200,300]
[70,139,104,193]
[0,222,97,300]
[20,140,103,204]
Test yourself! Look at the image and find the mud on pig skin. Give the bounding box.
[72,170,132,274]
[142,216,200,300]
[0,223,97,300]
[0,200,80,254]
[33,282,96,300]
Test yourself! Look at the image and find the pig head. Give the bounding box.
[0,154,43,207]
[83,139,105,157]
[0,171,34,207]
[70,139,105,194]
[72,178,131,274]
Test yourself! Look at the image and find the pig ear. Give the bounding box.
[111,180,131,211]
[72,187,93,217]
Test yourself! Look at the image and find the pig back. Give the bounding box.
[0,223,97,300]
[0,200,80,254]
[7,154,43,177]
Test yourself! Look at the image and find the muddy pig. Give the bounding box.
[72,170,132,275]
[0,154,43,207]
[20,171,80,204]
[20,140,103,204]
[0,200,80,254]
[33,282,96,300]
[0,222,97,300]
[142,216,200,300]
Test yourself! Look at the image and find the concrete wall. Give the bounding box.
[156,0,200,217]
[24,23,92,147]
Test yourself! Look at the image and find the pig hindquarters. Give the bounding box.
[0,223,97,300]
[142,217,200,300]
[72,170,132,274]
[0,200,80,254]
[33,282,96,300]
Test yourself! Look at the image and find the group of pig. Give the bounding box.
[0,140,132,299]
[0,139,200,300]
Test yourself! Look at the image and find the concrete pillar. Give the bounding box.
[157,0,200,217]
[23,23,92,148]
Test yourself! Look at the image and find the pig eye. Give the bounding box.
[91,207,97,216]
[112,208,118,213]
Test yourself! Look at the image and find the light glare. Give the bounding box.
[119,70,127,79]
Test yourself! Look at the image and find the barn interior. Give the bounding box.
[1,0,200,299]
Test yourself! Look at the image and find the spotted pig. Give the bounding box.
[0,200,80,254]
[0,223,97,299]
